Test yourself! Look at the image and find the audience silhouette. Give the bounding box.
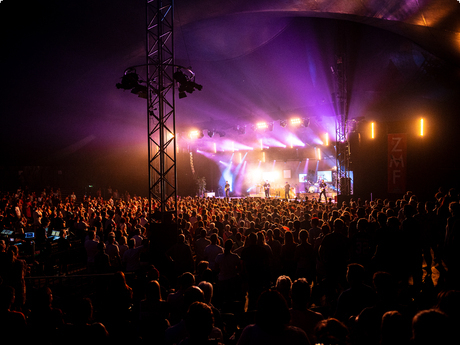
[0,186,459,345]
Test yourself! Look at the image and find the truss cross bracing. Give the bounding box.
[333,54,351,197]
[146,0,177,219]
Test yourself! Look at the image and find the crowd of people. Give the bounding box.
[0,185,459,345]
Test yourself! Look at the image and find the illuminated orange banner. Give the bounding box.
[388,133,407,193]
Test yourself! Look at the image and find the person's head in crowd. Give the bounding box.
[436,289,460,324]
[88,322,109,343]
[107,232,116,244]
[291,278,312,310]
[284,231,294,245]
[311,217,319,228]
[380,310,410,345]
[88,229,96,240]
[72,297,94,326]
[356,207,366,219]
[373,271,397,301]
[321,223,331,236]
[145,280,162,302]
[340,211,351,223]
[257,231,266,246]
[210,233,218,245]
[298,229,308,244]
[377,212,387,226]
[386,216,400,231]
[275,275,292,305]
[357,218,368,232]
[411,309,451,345]
[449,201,459,216]
[178,272,196,291]
[182,286,205,315]
[255,289,291,334]
[184,302,215,343]
[127,238,136,249]
[97,242,105,253]
[118,235,127,246]
[41,216,50,227]
[177,234,185,244]
[403,204,416,218]
[247,232,257,246]
[224,239,233,254]
[314,318,349,345]
[333,218,345,234]
[197,281,214,306]
[7,244,19,263]
[346,263,366,287]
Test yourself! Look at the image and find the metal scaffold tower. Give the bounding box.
[146,0,177,220]
[333,55,351,197]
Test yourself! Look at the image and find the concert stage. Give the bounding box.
[247,190,337,202]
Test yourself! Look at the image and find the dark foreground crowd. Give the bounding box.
[0,186,459,345]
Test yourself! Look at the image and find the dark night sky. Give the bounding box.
[1,0,460,196]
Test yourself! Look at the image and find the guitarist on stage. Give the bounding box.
[224,181,230,201]
[263,180,270,198]
[318,179,327,203]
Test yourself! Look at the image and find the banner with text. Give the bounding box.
[388,133,407,194]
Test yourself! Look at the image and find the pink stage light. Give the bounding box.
[257,122,268,130]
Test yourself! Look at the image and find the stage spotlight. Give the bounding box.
[257,122,268,130]
[291,118,310,127]
[218,131,225,137]
[173,69,203,98]
[207,130,215,138]
[291,118,302,126]
[280,120,287,128]
[189,130,204,139]
[237,125,246,135]
[268,122,274,131]
[116,71,148,99]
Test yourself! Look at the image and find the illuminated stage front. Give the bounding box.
[186,146,351,199]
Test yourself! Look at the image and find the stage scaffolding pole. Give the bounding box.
[333,47,351,199]
[146,0,177,223]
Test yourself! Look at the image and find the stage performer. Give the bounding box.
[318,180,327,202]
[224,181,230,201]
[284,182,291,201]
[263,180,270,198]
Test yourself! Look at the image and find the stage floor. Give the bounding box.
[247,192,337,201]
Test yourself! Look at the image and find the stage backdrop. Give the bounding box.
[388,133,407,194]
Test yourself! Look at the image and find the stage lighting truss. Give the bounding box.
[181,116,312,144]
